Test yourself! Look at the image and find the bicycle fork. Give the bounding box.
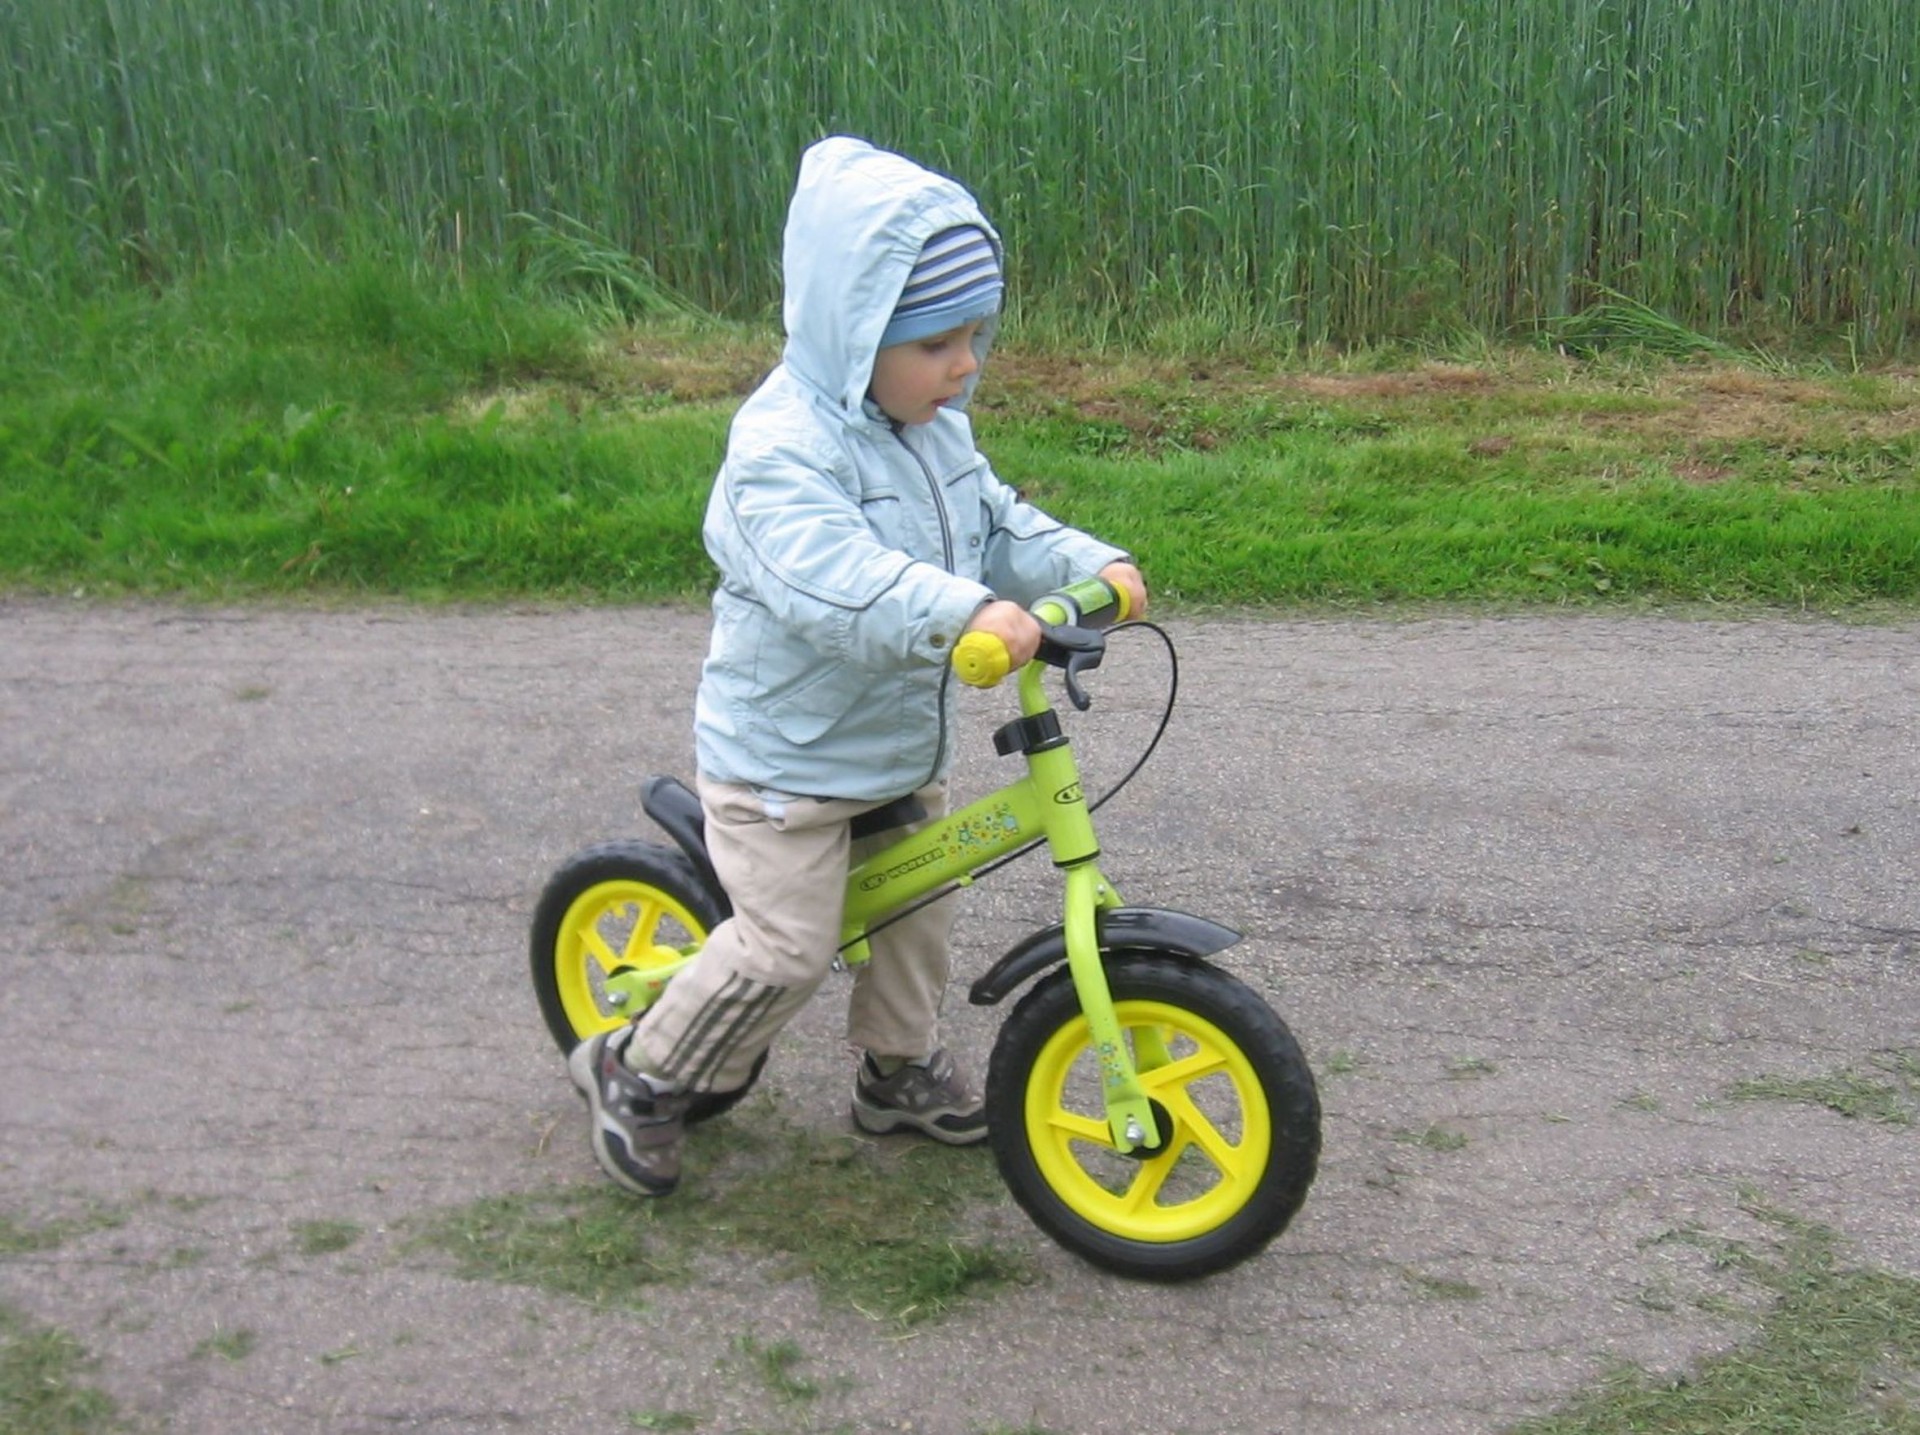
[1029,733,1165,1156]
[1057,864,1163,1154]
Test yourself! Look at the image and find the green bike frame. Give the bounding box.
[836,659,1164,1152]
[601,580,1204,1154]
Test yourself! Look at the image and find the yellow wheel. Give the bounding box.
[530,841,760,1123]
[987,954,1320,1280]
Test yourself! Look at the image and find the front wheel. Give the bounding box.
[529,840,760,1124]
[986,954,1320,1280]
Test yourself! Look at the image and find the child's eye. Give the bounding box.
[919,322,979,355]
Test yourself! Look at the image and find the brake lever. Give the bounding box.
[1036,624,1106,711]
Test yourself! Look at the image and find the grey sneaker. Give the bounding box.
[851,1048,987,1145]
[567,1026,689,1197]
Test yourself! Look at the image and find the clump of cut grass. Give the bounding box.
[1510,1197,1920,1434]
[1397,1121,1466,1152]
[0,1206,126,1257]
[1394,1124,1469,1152]
[1322,1049,1366,1077]
[510,214,704,325]
[0,1303,118,1435]
[1724,1066,1914,1126]
[1547,292,1735,361]
[191,1325,256,1361]
[291,1219,362,1257]
[416,1100,1028,1324]
[732,1336,824,1405]
[1404,1270,1484,1301]
[627,1411,701,1432]
[415,1188,692,1310]
[692,1113,1029,1322]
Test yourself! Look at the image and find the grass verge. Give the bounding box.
[2,251,1915,609]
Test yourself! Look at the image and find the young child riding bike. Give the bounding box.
[571,135,1147,1197]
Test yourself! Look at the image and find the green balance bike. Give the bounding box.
[530,580,1321,1280]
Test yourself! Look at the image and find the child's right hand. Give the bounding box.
[962,600,1043,670]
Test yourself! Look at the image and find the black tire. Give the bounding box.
[985,953,1320,1281]
[529,840,760,1124]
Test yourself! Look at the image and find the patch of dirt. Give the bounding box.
[558,326,1920,458]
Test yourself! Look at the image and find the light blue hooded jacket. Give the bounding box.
[693,137,1129,802]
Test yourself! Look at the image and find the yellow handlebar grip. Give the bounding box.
[952,630,1012,687]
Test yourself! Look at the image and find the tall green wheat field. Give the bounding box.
[4,0,1916,347]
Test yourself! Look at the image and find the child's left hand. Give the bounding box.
[1100,562,1148,621]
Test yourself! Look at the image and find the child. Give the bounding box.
[571,136,1147,1197]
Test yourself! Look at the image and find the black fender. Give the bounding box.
[966,907,1243,1007]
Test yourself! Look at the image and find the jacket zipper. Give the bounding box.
[895,425,958,787]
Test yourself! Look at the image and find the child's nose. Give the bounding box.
[950,347,978,379]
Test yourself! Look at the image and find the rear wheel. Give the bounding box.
[529,841,760,1123]
[985,953,1320,1280]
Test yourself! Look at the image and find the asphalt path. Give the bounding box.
[2,599,1916,1433]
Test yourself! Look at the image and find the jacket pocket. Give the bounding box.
[759,647,864,745]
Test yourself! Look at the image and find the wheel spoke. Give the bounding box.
[1137,1041,1228,1094]
[1045,1106,1114,1149]
[618,899,662,964]
[1162,1088,1247,1178]
[1115,1132,1194,1213]
[580,922,624,973]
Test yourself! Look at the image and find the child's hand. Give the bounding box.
[1100,562,1148,621]
[963,600,1043,669]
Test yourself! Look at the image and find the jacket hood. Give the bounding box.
[780,137,1001,417]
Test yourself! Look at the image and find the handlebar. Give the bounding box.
[952,576,1130,709]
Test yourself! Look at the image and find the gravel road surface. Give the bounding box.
[3,600,1915,1433]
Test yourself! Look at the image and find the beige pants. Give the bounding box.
[628,776,956,1092]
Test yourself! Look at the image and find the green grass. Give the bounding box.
[1508,1199,1920,1434]
[1394,1123,1470,1152]
[190,1327,255,1362]
[415,1098,1028,1325]
[291,1219,363,1257]
[987,419,1920,608]
[1725,1051,1919,1126]
[0,249,721,599]
[627,1412,702,1432]
[2,253,1915,610]
[0,1207,126,1257]
[0,1305,117,1435]
[4,0,1916,349]
[733,1336,822,1405]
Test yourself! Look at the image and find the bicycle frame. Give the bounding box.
[840,662,1161,1153]
[601,655,1165,1154]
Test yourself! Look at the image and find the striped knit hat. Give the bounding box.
[878,225,1002,348]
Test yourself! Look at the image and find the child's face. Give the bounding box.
[869,321,984,426]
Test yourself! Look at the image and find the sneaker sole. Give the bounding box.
[569,1037,678,1197]
[851,1095,988,1146]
